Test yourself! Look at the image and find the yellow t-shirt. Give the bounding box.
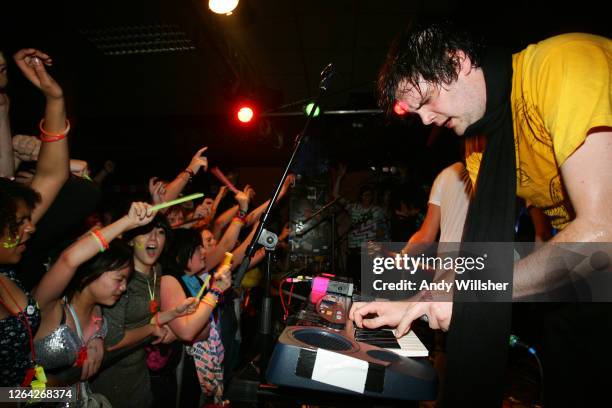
[466,33,612,230]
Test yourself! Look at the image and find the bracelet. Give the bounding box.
[232,216,246,225]
[89,230,108,252]
[201,293,217,308]
[183,168,195,179]
[209,287,223,298]
[237,209,247,218]
[39,133,67,143]
[39,119,71,142]
[93,229,109,250]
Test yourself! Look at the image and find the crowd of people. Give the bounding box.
[0,48,301,407]
[1,16,610,408]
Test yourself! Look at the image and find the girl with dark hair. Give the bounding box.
[160,228,231,407]
[30,202,156,405]
[1,48,71,387]
[91,212,196,407]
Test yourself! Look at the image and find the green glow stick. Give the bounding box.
[151,193,204,212]
[196,274,212,300]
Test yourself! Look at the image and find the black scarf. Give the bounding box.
[441,48,516,407]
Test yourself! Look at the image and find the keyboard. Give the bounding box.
[354,327,429,357]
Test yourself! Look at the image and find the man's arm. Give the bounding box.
[405,203,441,246]
[514,131,612,297]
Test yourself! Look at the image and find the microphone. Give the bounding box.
[509,334,536,355]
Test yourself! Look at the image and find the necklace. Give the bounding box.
[146,270,158,313]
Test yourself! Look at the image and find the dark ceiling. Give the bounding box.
[1,0,609,181]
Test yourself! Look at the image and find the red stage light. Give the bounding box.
[237,106,254,123]
[393,101,408,116]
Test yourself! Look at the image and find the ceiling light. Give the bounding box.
[209,0,239,15]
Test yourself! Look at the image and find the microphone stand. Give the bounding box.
[233,63,334,373]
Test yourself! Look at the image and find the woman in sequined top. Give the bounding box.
[32,202,157,388]
[0,48,70,387]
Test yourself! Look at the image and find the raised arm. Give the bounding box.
[212,204,239,240]
[14,49,70,225]
[33,202,156,311]
[92,160,115,185]
[244,174,295,226]
[332,163,346,199]
[161,265,231,341]
[0,91,13,177]
[205,188,251,272]
[161,146,208,202]
[211,185,228,219]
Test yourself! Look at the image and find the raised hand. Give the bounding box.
[188,146,208,174]
[13,49,63,100]
[148,177,167,205]
[211,264,231,292]
[12,135,41,162]
[194,198,213,219]
[279,174,296,198]
[243,184,255,201]
[70,159,89,178]
[234,188,251,211]
[126,202,156,228]
[216,185,228,200]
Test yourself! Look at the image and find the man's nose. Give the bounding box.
[418,109,436,126]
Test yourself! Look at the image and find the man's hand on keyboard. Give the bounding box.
[349,301,413,331]
[350,293,453,337]
[395,300,452,337]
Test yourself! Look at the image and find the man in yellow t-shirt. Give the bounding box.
[466,33,611,231]
[350,21,611,406]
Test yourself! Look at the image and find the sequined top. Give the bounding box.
[0,267,42,387]
[34,302,108,371]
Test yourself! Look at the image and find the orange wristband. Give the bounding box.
[39,119,70,139]
[92,229,109,251]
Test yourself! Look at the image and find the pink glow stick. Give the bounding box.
[210,167,240,194]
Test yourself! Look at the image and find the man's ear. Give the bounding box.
[453,50,473,75]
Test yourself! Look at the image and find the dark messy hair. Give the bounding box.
[162,228,203,279]
[122,212,172,245]
[64,240,133,300]
[377,20,483,116]
[168,228,202,275]
[0,177,41,239]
